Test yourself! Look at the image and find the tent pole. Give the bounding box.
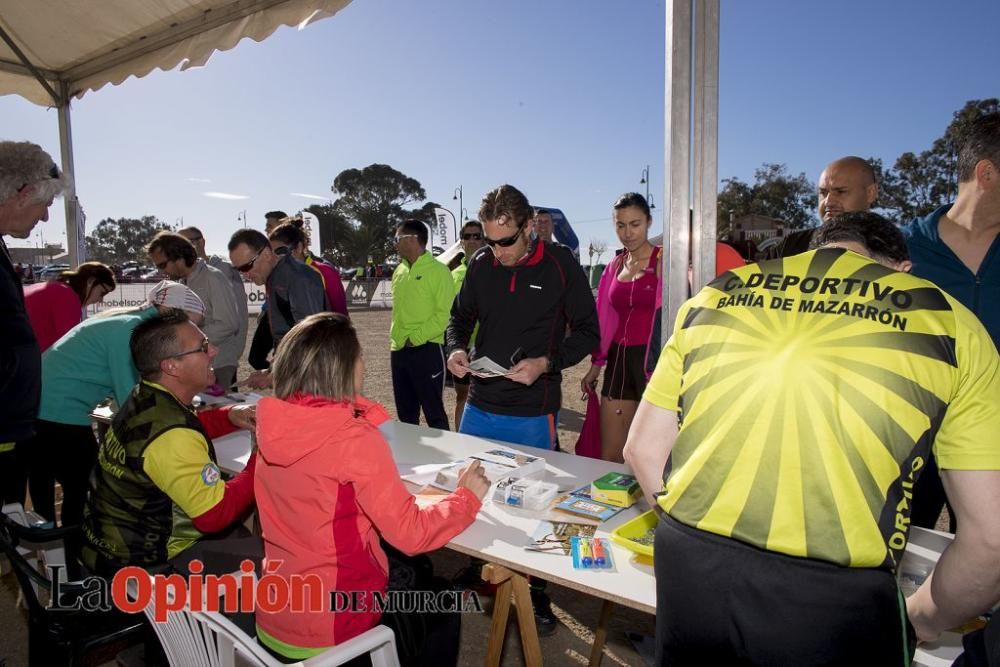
[663,0,693,341]
[691,0,719,291]
[0,24,60,105]
[57,81,81,265]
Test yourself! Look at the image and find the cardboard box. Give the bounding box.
[590,472,641,508]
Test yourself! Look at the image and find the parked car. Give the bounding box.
[119,267,144,283]
[140,268,164,282]
[38,264,70,281]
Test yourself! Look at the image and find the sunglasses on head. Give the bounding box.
[235,249,263,273]
[462,232,483,240]
[17,164,61,193]
[484,224,525,248]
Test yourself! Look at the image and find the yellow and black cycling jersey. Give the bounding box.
[645,248,1000,570]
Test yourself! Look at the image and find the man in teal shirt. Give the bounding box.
[390,219,454,429]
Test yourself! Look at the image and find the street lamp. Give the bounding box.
[648,194,657,211]
[461,207,469,221]
[452,186,463,238]
[640,165,651,204]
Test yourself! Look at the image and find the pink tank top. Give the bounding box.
[608,247,659,345]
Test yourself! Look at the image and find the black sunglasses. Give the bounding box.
[484,225,526,248]
[235,249,264,273]
[462,232,483,240]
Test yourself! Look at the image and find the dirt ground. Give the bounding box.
[239,310,594,448]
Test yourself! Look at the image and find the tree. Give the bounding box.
[588,240,608,265]
[879,98,1000,222]
[85,216,172,264]
[331,164,426,264]
[716,163,816,232]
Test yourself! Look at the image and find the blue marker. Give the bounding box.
[592,538,607,567]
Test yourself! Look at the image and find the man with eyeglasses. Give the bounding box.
[227,229,327,389]
[449,220,486,427]
[31,281,206,528]
[446,185,598,634]
[147,231,243,389]
[390,219,454,430]
[178,225,249,372]
[0,140,67,509]
[81,310,260,578]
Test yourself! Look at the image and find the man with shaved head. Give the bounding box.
[765,156,878,258]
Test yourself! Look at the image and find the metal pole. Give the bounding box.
[57,81,81,265]
[691,0,720,291]
[453,186,463,238]
[663,0,693,341]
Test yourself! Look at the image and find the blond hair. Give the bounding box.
[272,313,360,400]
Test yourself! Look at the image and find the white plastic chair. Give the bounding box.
[138,573,400,667]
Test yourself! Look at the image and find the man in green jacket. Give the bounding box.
[390,219,454,430]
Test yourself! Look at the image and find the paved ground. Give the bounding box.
[1,309,657,666]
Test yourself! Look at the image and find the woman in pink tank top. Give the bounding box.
[582,193,662,462]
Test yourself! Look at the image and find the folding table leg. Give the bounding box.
[588,599,615,667]
[481,563,543,667]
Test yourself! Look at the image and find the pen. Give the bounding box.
[579,538,593,567]
[592,538,606,566]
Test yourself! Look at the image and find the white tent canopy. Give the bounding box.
[0,0,353,264]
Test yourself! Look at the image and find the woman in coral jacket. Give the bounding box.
[254,312,489,663]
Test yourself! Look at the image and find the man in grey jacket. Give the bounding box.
[228,229,327,388]
[178,226,249,366]
[147,232,243,388]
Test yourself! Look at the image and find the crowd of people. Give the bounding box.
[1,111,999,667]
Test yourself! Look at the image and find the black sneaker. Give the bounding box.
[530,589,558,637]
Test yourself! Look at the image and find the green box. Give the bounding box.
[590,472,641,508]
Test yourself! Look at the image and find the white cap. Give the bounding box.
[145,280,205,316]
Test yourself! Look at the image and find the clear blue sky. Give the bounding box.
[2,0,998,259]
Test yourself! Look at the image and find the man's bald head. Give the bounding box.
[817,156,878,223]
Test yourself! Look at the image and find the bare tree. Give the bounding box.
[588,240,608,266]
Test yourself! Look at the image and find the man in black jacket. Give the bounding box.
[447,184,598,449]
[446,184,599,635]
[0,141,67,506]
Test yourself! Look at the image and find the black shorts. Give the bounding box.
[601,342,647,401]
[654,514,916,666]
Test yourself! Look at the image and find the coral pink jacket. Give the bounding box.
[254,394,481,649]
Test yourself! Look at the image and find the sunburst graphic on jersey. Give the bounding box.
[660,249,957,567]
